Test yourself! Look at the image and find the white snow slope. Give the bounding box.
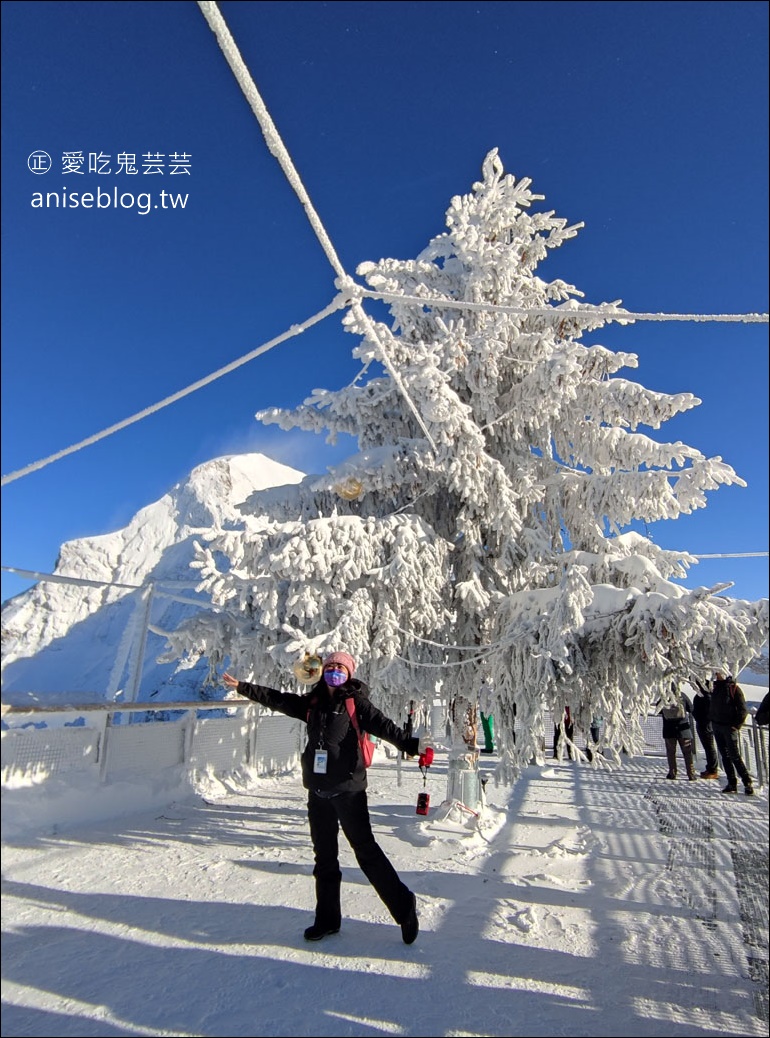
[1,453,304,703]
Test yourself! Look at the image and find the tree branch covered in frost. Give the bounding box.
[164,150,768,776]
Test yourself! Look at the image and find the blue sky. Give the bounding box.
[1,0,768,605]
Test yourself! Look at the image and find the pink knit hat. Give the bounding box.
[323,651,356,678]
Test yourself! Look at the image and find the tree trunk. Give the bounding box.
[437,695,483,823]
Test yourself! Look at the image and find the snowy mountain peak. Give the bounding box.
[1,453,305,702]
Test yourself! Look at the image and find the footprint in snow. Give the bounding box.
[509,906,538,932]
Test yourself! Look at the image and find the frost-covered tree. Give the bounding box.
[165,151,768,786]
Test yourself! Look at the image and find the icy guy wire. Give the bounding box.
[0,295,347,487]
[361,289,770,324]
[196,0,435,451]
[395,625,495,652]
[394,651,497,669]
[0,566,211,608]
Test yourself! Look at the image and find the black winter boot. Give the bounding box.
[304,922,340,941]
[400,893,419,945]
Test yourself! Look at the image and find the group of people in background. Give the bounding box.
[549,671,763,797]
[663,672,757,796]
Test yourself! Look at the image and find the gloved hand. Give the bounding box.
[417,736,434,769]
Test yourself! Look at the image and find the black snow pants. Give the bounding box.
[307,790,413,929]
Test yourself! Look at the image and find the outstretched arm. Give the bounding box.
[222,672,309,722]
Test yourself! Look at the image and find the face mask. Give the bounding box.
[323,668,348,687]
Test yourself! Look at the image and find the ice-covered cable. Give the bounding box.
[693,552,769,559]
[351,302,436,449]
[197,0,347,282]
[361,289,769,324]
[1,295,346,487]
[0,567,214,607]
[394,651,496,668]
[395,625,494,652]
[1,566,143,591]
[196,2,434,450]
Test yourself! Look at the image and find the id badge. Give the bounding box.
[313,750,328,774]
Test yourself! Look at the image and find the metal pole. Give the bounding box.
[125,584,155,705]
[751,718,765,789]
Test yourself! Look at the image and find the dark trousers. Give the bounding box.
[713,723,752,787]
[665,736,695,778]
[695,720,719,773]
[307,790,413,928]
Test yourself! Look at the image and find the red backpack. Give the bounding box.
[344,698,376,767]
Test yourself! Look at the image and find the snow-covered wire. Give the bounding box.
[395,625,493,652]
[197,1,347,282]
[1,566,210,608]
[1,566,143,592]
[0,295,346,487]
[361,289,769,324]
[352,302,436,448]
[388,478,445,517]
[693,552,769,559]
[393,651,496,669]
[196,2,436,450]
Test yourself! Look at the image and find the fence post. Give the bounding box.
[751,718,765,789]
[99,712,115,783]
[247,703,260,768]
[125,584,155,705]
[182,709,196,768]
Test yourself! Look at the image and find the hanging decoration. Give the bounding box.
[334,477,363,501]
[293,653,324,684]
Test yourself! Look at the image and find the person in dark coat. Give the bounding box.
[658,684,697,781]
[710,671,754,795]
[223,651,425,943]
[690,678,719,779]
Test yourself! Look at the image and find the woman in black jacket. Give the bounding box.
[223,651,425,943]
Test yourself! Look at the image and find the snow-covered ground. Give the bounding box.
[2,734,768,1038]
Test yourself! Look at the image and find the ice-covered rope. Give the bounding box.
[361,289,769,324]
[1,566,142,592]
[197,1,347,282]
[693,552,769,559]
[395,625,493,652]
[0,566,212,608]
[1,295,346,487]
[200,2,436,449]
[394,651,496,669]
[352,302,436,448]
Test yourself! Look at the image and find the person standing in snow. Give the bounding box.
[585,716,603,762]
[709,671,754,796]
[553,707,574,760]
[222,651,428,943]
[690,678,720,779]
[658,683,697,781]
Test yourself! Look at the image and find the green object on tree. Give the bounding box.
[480,711,495,753]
